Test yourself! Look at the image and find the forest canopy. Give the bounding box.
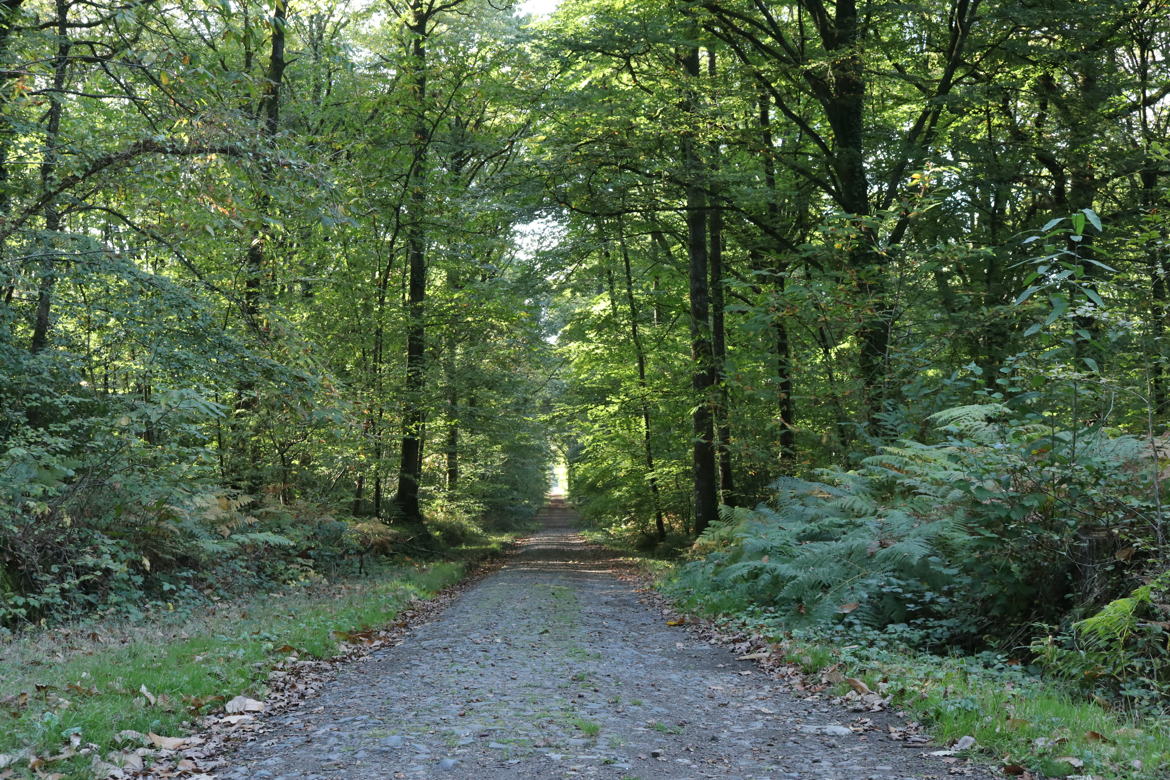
[0,0,1168,708]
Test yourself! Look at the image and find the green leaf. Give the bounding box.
[1042,294,1068,327]
[1014,285,1041,305]
[1081,208,1102,232]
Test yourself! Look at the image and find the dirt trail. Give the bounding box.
[214,499,989,779]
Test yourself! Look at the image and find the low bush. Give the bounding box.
[1033,571,1170,711]
[670,404,1163,651]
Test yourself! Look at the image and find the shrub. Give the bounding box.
[670,404,1161,649]
[1033,571,1170,711]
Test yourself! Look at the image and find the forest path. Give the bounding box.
[215,499,988,779]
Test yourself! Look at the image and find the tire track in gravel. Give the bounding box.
[214,498,993,779]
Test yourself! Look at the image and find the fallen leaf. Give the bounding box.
[1084,730,1110,743]
[221,714,255,726]
[107,751,143,771]
[1002,764,1026,775]
[147,733,196,751]
[114,730,147,745]
[838,602,860,613]
[845,677,872,695]
[737,651,769,661]
[665,619,686,627]
[43,748,76,763]
[0,692,28,712]
[138,684,156,706]
[1054,757,1084,769]
[224,695,264,714]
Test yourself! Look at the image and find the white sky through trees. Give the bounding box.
[518,0,560,17]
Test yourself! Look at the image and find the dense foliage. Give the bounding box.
[1,0,1168,718]
[534,0,1170,711]
[0,0,554,626]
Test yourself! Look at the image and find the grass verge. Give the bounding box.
[0,560,469,778]
[761,623,1170,779]
[647,558,1169,779]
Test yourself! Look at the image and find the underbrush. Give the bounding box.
[709,609,1170,779]
[0,453,527,630]
[0,560,468,778]
[672,405,1165,662]
[658,403,1170,777]
[580,521,692,559]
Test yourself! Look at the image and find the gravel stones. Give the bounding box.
[213,499,992,779]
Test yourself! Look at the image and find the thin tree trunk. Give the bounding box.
[798,0,889,427]
[394,1,430,531]
[0,1,26,278]
[232,0,286,488]
[708,49,735,505]
[756,96,796,464]
[682,41,718,537]
[442,360,456,496]
[242,0,286,333]
[29,0,69,354]
[618,228,666,541]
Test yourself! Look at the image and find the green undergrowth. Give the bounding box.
[661,589,1170,779]
[0,559,471,778]
[769,619,1169,779]
[579,524,691,560]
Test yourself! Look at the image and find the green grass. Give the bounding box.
[743,625,1170,779]
[641,556,1170,779]
[0,561,467,778]
[569,716,601,737]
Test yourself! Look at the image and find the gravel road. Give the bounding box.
[214,499,992,779]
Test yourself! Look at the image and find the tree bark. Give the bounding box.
[29,0,69,354]
[708,49,736,506]
[756,96,796,465]
[618,228,667,541]
[682,41,718,537]
[0,0,26,244]
[232,0,287,488]
[394,1,431,529]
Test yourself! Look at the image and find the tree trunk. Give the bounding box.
[0,1,26,252]
[394,1,431,532]
[619,228,667,541]
[682,41,718,537]
[798,0,889,428]
[756,96,796,465]
[707,49,735,505]
[29,0,69,354]
[232,0,286,488]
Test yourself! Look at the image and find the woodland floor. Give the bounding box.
[209,500,994,780]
